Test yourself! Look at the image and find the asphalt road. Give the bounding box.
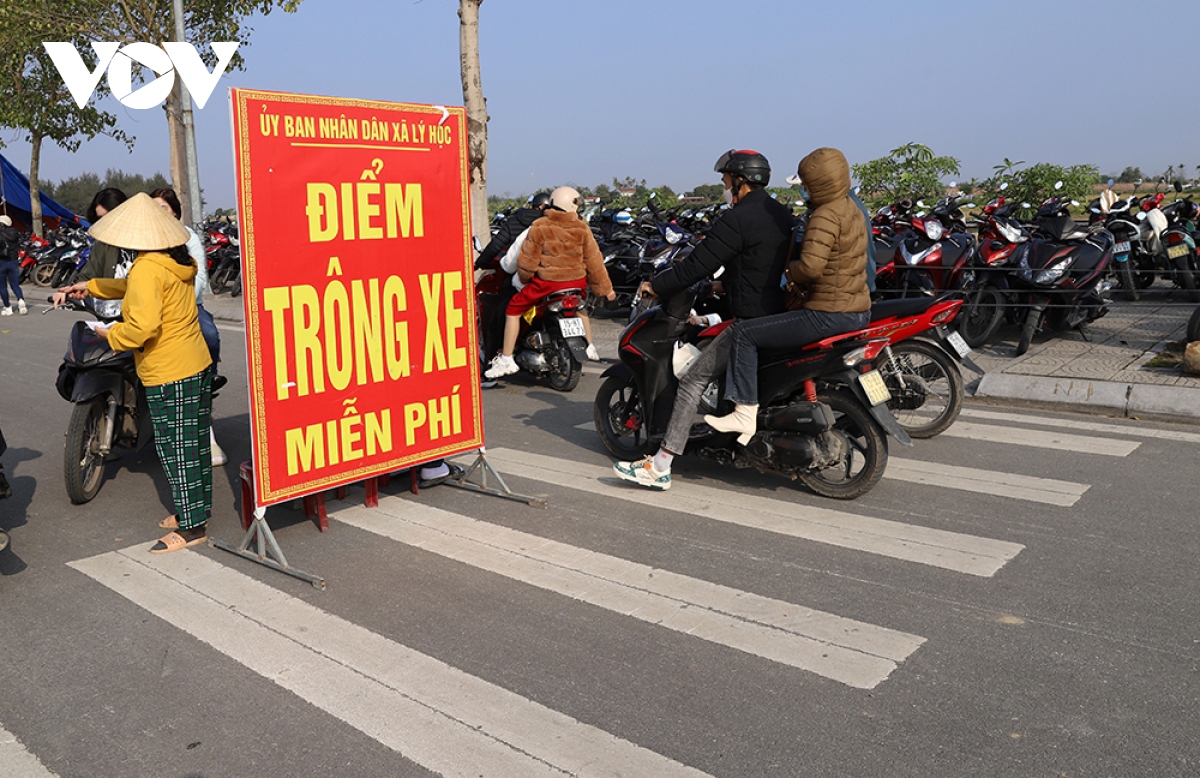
[1,302,1199,777]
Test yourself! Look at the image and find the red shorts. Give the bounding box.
[505,276,587,316]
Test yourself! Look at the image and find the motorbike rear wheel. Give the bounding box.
[796,388,888,500]
[1116,260,1139,301]
[1173,255,1200,302]
[876,339,963,438]
[594,375,653,460]
[958,285,1004,348]
[547,341,582,392]
[32,262,56,287]
[64,396,108,504]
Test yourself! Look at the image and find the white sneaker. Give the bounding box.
[0,307,11,317]
[484,353,519,379]
[210,429,228,466]
[585,343,600,361]
[613,456,672,490]
[16,300,27,315]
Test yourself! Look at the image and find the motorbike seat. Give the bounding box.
[868,295,938,322]
[539,287,587,306]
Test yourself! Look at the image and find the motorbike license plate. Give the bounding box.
[858,369,891,406]
[559,317,586,338]
[946,330,971,358]
[1167,244,1190,259]
[1113,241,1131,255]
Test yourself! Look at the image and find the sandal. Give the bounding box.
[149,529,206,554]
[157,515,179,530]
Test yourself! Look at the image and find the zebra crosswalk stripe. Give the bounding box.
[0,723,59,778]
[68,547,713,778]
[479,449,1024,577]
[331,496,925,689]
[939,421,1140,456]
[886,458,1089,507]
[959,407,1200,444]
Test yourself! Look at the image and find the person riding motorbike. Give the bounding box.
[612,149,793,490]
[483,186,615,379]
[704,147,871,443]
[476,192,552,376]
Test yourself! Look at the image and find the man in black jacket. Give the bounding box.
[474,192,551,371]
[613,150,793,490]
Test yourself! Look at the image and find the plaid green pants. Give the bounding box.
[146,369,213,530]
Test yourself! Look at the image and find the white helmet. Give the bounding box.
[550,186,582,214]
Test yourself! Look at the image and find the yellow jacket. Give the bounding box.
[87,252,212,386]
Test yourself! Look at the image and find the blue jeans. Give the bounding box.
[725,309,871,405]
[0,259,23,307]
[197,304,220,365]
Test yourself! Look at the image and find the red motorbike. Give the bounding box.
[874,194,976,298]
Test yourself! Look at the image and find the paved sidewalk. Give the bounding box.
[203,286,1200,425]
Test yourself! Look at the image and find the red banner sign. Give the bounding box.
[230,88,482,506]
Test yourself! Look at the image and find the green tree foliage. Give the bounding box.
[1116,166,1143,184]
[40,169,172,216]
[0,10,130,234]
[851,143,961,207]
[978,158,1101,214]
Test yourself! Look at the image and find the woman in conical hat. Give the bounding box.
[61,192,214,553]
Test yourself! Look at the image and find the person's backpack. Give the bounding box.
[0,234,14,262]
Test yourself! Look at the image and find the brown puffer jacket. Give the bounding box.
[517,209,613,298]
[786,147,870,313]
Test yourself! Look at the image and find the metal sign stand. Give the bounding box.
[210,507,326,590]
[446,447,546,509]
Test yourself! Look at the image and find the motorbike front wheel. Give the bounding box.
[64,396,109,504]
[1173,255,1200,302]
[876,339,963,438]
[796,389,888,500]
[958,285,1004,348]
[594,375,653,460]
[1016,308,1041,356]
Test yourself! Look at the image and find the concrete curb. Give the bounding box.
[974,372,1200,422]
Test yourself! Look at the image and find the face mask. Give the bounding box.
[722,187,735,206]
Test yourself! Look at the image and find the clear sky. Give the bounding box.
[4,0,1198,211]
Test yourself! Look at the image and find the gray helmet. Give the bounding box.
[530,191,552,209]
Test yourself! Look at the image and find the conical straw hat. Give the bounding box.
[88,192,190,250]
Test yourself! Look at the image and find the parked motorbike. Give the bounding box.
[1008,188,1115,355]
[1159,185,1200,302]
[47,298,153,503]
[1188,303,1200,343]
[957,185,1030,347]
[594,285,912,500]
[1087,191,1142,300]
[874,193,976,298]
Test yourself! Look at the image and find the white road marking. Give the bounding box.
[886,458,1089,507]
[940,421,1140,456]
[960,407,1200,444]
[69,548,712,778]
[0,724,59,778]
[478,449,1024,577]
[332,497,924,689]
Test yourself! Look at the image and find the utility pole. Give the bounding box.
[173,0,203,226]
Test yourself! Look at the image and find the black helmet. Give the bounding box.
[714,149,771,186]
[530,191,552,209]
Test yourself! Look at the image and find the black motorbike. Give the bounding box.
[503,285,592,391]
[594,286,912,500]
[1006,195,1115,356]
[49,299,153,503]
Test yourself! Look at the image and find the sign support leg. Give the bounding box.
[445,447,546,508]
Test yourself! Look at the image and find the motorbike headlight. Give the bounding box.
[924,220,945,241]
[1035,259,1070,285]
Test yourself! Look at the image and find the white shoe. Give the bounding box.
[585,343,600,361]
[0,307,11,316]
[484,353,519,379]
[16,300,26,315]
[704,403,759,446]
[613,456,672,490]
[210,429,228,466]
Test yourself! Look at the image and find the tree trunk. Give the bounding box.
[164,83,190,219]
[458,0,489,251]
[28,130,43,238]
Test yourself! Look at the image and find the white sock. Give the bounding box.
[652,449,673,473]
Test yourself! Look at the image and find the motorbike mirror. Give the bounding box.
[916,200,927,209]
[948,181,957,189]
[999,182,1009,191]
[1175,181,1184,193]
[1070,200,1080,207]
[1054,181,1064,190]
[966,203,977,208]
[1108,178,1115,188]
[1021,202,1031,209]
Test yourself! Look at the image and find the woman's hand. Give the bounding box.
[55,281,89,307]
[91,325,110,338]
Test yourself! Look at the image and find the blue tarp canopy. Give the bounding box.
[0,152,87,232]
